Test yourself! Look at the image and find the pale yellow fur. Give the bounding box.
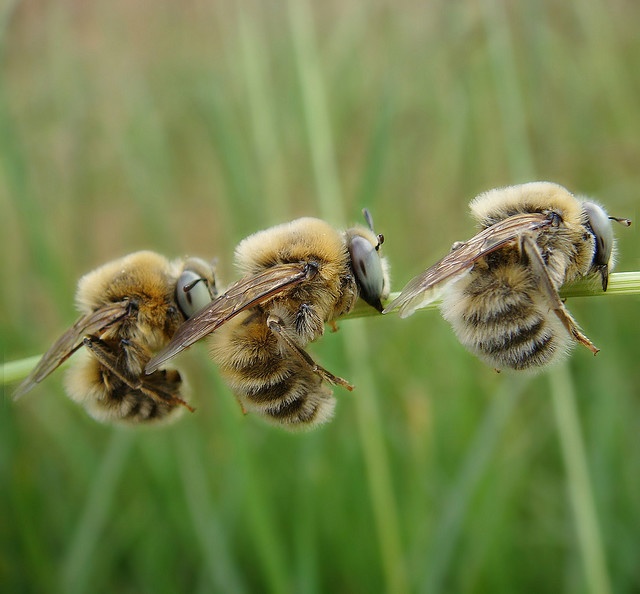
[470,181,583,227]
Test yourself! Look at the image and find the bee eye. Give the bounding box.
[582,201,615,290]
[582,202,614,268]
[176,270,212,318]
[349,235,385,312]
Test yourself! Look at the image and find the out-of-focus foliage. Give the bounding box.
[1,1,638,593]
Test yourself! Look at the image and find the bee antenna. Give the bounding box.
[608,216,632,227]
[362,208,375,232]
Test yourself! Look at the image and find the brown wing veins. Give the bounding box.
[14,301,130,399]
[384,213,552,317]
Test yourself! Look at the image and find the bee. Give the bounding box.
[146,211,389,430]
[384,182,631,371]
[14,251,219,424]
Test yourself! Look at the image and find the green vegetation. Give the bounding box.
[1,1,639,593]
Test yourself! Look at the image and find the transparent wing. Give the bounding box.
[384,213,552,317]
[145,262,317,373]
[13,301,130,398]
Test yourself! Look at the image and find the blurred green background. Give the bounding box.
[1,1,639,592]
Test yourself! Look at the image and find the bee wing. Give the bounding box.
[13,301,130,399]
[145,262,317,373]
[384,213,552,318]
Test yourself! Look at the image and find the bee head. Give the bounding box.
[582,201,631,291]
[346,209,389,312]
[176,259,217,318]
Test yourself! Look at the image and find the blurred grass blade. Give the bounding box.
[61,429,135,594]
[549,364,612,594]
[287,1,408,592]
[228,432,291,594]
[421,375,530,594]
[175,431,248,594]
[199,372,291,594]
[237,2,288,224]
[347,319,410,594]
[480,0,535,179]
[287,0,341,219]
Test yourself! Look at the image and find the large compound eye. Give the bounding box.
[582,201,614,291]
[349,235,385,312]
[176,270,213,318]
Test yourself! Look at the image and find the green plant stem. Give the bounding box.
[2,355,42,385]
[345,270,640,319]
[2,271,639,387]
[557,270,640,298]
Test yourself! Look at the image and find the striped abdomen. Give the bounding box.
[441,264,571,370]
[209,310,335,428]
[65,351,184,424]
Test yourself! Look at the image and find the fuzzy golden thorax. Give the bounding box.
[471,182,598,285]
[234,217,358,321]
[75,251,184,350]
[470,181,584,228]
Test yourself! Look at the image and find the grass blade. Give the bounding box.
[549,363,612,594]
[61,429,135,594]
[420,375,530,594]
[175,430,249,594]
[287,2,408,592]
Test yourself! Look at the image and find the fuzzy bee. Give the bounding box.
[14,251,219,424]
[384,182,630,371]
[146,211,389,430]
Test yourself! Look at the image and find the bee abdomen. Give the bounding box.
[475,318,556,370]
[211,315,335,428]
[459,310,560,370]
[65,355,183,424]
[443,273,566,370]
[223,363,336,428]
[263,391,333,425]
[110,389,177,423]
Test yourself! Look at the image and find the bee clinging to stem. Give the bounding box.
[146,210,389,430]
[384,182,630,371]
[14,251,219,424]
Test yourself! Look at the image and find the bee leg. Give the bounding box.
[83,336,196,411]
[520,234,600,355]
[266,315,354,391]
[143,370,196,413]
